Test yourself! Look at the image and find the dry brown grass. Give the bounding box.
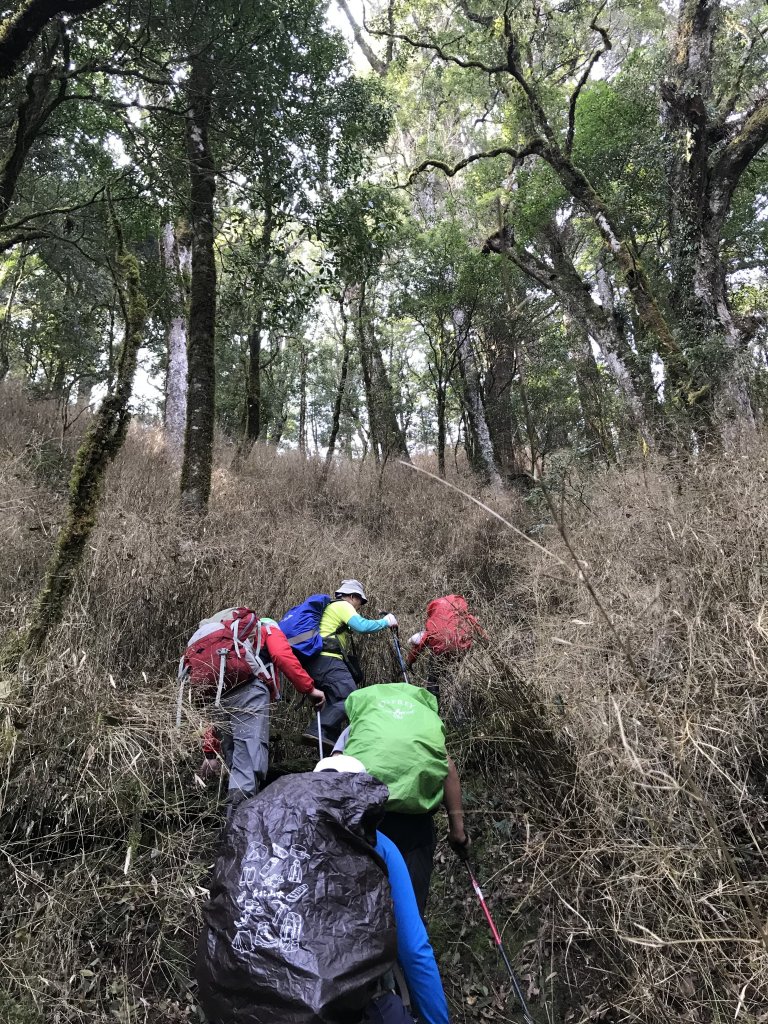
[1,383,767,1023]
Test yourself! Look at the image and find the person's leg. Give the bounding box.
[397,838,437,919]
[220,679,270,804]
[379,813,437,920]
[363,992,415,1023]
[303,656,357,746]
[425,668,441,711]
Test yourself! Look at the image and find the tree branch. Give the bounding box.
[0,0,107,79]
[336,0,387,76]
[0,228,48,252]
[0,33,70,225]
[714,27,766,124]
[365,24,507,75]
[456,0,494,28]
[64,92,185,115]
[566,6,612,154]
[0,180,122,233]
[711,93,768,208]
[406,140,544,183]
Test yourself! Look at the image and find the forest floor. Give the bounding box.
[1,384,768,1024]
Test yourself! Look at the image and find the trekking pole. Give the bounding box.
[316,710,324,761]
[390,628,410,684]
[465,861,535,1024]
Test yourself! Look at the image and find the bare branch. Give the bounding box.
[0,180,122,233]
[336,0,387,76]
[366,24,507,75]
[566,6,612,154]
[406,140,544,184]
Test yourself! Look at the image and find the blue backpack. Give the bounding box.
[278,594,333,659]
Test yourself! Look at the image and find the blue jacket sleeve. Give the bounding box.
[348,613,389,635]
[375,832,450,1024]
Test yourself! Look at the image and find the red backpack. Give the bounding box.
[177,609,277,725]
[423,595,481,656]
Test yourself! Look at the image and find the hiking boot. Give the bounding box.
[301,729,335,755]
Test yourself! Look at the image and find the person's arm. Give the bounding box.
[200,725,222,780]
[202,725,221,756]
[347,612,395,635]
[375,832,450,1024]
[331,726,350,754]
[406,630,427,668]
[444,757,470,857]
[264,628,325,707]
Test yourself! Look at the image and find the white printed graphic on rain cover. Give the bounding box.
[233,840,307,956]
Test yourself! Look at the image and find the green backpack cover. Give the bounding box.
[344,683,449,814]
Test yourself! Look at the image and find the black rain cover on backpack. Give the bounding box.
[196,772,397,1024]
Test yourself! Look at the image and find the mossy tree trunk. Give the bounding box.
[179,53,217,514]
[453,308,503,487]
[0,0,106,80]
[20,213,147,657]
[353,279,410,464]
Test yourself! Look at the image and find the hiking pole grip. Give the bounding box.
[465,862,535,1024]
[316,710,323,761]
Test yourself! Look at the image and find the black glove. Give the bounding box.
[448,830,471,862]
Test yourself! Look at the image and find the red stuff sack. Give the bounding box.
[423,594,482,656]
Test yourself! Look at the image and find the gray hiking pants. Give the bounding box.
[217,678,270,802]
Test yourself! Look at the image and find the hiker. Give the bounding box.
[196,755,451,1024]
[313,755,451,1024]
[406,595,484,709]
[179,608,325,807]
[332,682,470,917]
[280,580,398,752]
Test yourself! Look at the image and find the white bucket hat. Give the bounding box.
[313,755,367,774]
[335,579,367,604]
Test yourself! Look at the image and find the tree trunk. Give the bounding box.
[161,221,190,451]
[351,283,381,461]
[352,280,409,463]
[594,262,656,443]
[16,213,147,661]
[369,337,410,462]
[485,224,656,447]
[245,307,264,443]
[179,54,217,514]
[269,407,287,446]
[324,320,350,476]
[0,27,69,228]
[298,341,307,455]
[436,382,446,478]
[0,0,106,80]
[662,0,763,436]
[0,246,26,380]
[453,309,502,487]
[244,206,274,446]
[571,319,615,463]
[482,312,523,479]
